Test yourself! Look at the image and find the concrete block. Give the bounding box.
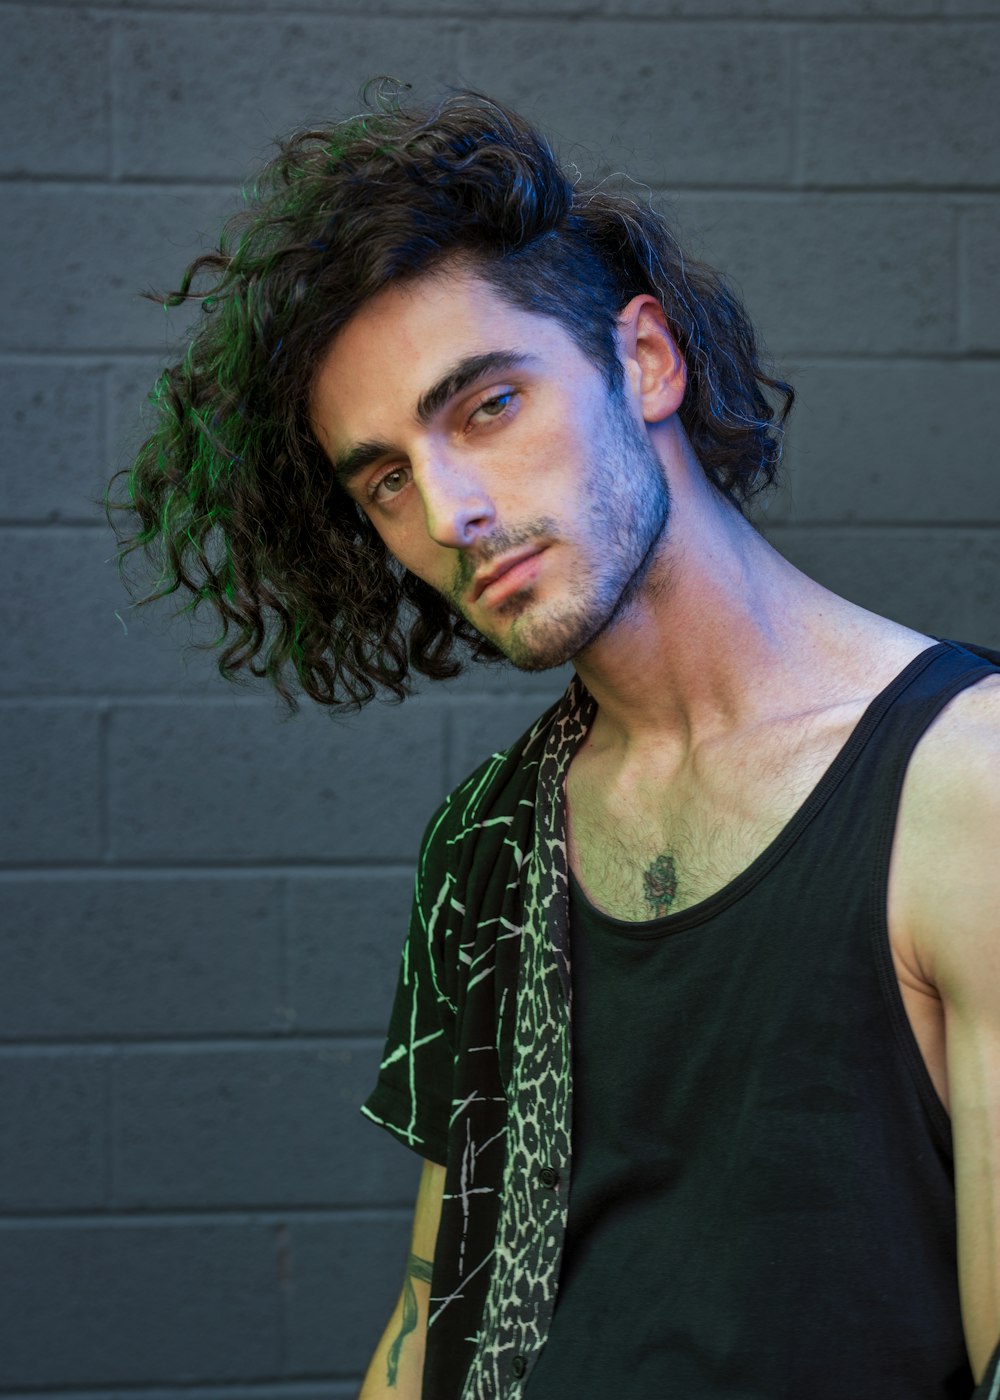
[107,355,174,470]
[113,1041,421,1208]
[422,655,576,702]
[800,25,1000,187]
[961,205,1000,352]
[0,705,101,864]
[286,1212,423,1378]
[107,695,449,863]
[457,20,791,187]
[0,1221,279,1388]
[0,185,231,352]
[762,525,1000,648]
[0,7,110,177]
[288,872,415,1034]
[944,0,1000,15]
[0,876,284,1039]
[0,363,105,521]
[116,15,460,180]
[102,0,586,10]
[3,527,544,707]
[449,694,568,790]
[52,0,941,8]
[766,360,1000,525]
[671,194,955,356]
[0,1052,107,1210]
[607,0,934,11]
[0,527,225,697]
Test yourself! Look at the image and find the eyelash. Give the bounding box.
[365,391,520,505]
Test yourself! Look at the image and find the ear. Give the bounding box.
[616,295,686,424]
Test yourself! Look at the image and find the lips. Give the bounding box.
[471,547,545,602]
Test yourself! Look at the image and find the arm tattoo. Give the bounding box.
[385,1253,434,1386]
[643,852,679,917]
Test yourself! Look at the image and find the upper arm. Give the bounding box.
[907,676,1000,1384]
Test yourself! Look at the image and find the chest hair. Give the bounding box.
[565,722,842,921]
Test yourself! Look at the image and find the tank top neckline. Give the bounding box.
[566,639,955,938]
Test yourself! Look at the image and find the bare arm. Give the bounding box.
[359,1158,447,1398]
[897,678,1000,1382]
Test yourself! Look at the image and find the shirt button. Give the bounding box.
[511,1355,528,1378]
[538,1166,560,1189]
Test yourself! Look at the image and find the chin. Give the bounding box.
[490,613,591,674]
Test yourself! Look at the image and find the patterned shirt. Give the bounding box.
[362,673,593,1399]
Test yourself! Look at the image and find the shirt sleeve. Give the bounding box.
[360,799,457,1167]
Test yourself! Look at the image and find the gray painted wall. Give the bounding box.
[1,0,998,1394]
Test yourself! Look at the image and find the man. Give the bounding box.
[107,83,999,1399]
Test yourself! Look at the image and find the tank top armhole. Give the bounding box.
[867,660,1000,1159]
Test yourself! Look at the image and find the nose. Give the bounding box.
[416,451,497,550]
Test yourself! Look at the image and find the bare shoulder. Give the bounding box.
[921,667,1000,737]
[895,670,1000,992]
[902,668,1000,790]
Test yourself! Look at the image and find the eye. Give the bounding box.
[365,390,521,507]
[469,391,518,425]
[366,466,410,504]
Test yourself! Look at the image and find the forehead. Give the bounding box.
[337,265,529,352]
[309,267,574,445]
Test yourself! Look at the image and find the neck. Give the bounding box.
[570,435,919,769]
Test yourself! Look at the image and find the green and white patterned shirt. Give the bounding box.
[362,672,594,1400]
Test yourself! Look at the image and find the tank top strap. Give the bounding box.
[812,635,997,812]
[859,638,1000,804]
[785,638,1000,877]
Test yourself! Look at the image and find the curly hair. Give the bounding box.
[104,79,795,717]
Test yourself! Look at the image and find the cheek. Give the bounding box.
[379,517,447,582]
[510,411,582,488]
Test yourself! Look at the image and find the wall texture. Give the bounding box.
[1,0,998,1395]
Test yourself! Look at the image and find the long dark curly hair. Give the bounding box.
[104,79,795,717]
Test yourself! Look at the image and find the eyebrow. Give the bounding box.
[331,349,541,495]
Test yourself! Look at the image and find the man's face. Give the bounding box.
[309,265,673,674]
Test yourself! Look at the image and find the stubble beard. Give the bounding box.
[488,386,673,675]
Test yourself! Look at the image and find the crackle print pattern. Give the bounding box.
[362,671,598,1399]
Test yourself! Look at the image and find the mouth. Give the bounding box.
[472,546,547,607]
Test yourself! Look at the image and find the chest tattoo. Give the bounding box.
[642,853,679,917]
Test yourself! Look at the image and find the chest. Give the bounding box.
[563,727,950,1115]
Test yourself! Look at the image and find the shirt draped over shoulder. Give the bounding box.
[362,674,595,1399]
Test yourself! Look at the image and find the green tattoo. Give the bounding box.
[643,853,678,916]
[385,1253,434,1386]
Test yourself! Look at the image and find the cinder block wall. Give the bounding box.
[1,1,997,1395]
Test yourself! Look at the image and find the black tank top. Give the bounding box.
[523,639,1000,1400]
